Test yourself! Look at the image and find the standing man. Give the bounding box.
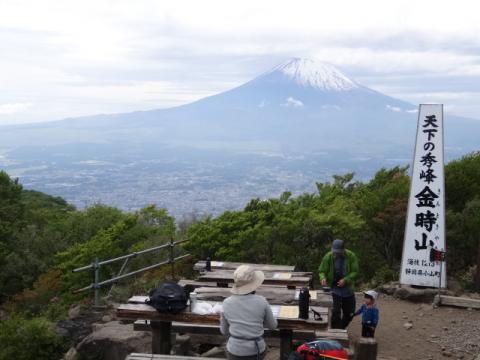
[319,239,359,329]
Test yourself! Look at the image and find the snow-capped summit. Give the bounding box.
[270,58,359,91]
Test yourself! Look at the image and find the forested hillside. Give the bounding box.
[0,152,479,359]
[185,152,480,288]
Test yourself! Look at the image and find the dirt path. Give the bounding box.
[348,294,480,360]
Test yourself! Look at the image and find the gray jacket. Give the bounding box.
[220,294,278,356]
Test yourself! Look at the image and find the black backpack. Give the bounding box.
[146,281,188,314]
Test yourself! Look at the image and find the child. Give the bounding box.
[354,290,379,338]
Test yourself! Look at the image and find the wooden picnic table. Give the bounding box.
[194,287,331,307]
[117,300,328,360]
[128,291,332,309]
[194,260,296,272]
[178,279,299,290]
[170,287,332,308]
[197,269,311,289]
[199,269,313,278]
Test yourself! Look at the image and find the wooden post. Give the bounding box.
[355,337,377,360]
[279,329,292,360]
[151,320,172,354]
[475,239,480,291]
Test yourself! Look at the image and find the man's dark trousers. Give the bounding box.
[331,294,356,329]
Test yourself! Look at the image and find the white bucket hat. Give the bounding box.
[231,265,265,295]
[364,290,378,302]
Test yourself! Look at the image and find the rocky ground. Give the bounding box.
[61,292,480,360]
[349,293,480,360]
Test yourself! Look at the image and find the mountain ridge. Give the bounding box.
[1,58,478,155]
[1,57,479,216]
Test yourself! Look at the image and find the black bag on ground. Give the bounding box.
[146,281,187,314]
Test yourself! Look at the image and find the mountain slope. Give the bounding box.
[3,58,477,156]
[1,57,479,215]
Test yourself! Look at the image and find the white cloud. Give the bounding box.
[258,99,268,108]
[281,97,304,108]
[0,103,32,114]
[386,105,401,112]
[1,0,480,123]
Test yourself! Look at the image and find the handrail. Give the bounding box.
[72,240,188,272]
[71,238,190,307]
[73,254,191,293]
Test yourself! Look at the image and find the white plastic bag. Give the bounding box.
[192,301,213,315]
[212,303,223,314]
[192,301,223,315]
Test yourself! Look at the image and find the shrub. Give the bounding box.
[0,316,67,360]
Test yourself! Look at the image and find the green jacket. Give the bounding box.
[318,249,359,293]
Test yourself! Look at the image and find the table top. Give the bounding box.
[117,301,328,330]
[194,261,296,272]
[128,286,333,308]
[197,270,311,287]
[194,287,331,306]
[178,279,297,290]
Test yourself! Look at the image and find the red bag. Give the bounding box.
[296,340,348,360]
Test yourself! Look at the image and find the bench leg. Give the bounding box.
[151,320,172,354]
[279,329,292,360]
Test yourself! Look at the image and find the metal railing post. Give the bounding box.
[170,237,175,279]
[107,257,130,298]
[94,257,100,307]
[71,241,191,300]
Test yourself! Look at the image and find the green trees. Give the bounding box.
[0,316,66,360]
[186,157,480,286]
[0,169,177,308]
[445,152,480,289]
[56,205,175,294]
[186,173,366,280]
[1,152,480,310]
[0,171,25,300]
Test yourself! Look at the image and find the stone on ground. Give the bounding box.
[76,321,151,360]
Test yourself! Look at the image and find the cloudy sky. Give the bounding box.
[1,0,480,125]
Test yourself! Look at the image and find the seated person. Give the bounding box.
[220,265,278,360]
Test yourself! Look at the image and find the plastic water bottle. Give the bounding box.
[189,292,197,310]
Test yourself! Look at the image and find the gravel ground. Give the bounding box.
[349,293,480,360]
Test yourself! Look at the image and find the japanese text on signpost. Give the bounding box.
[400,104,446,287]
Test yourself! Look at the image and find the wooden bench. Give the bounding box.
[133,320,348,346]
[127,354,224,360]
[435,294,480,309]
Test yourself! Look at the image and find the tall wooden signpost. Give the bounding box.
[400,104,446,288]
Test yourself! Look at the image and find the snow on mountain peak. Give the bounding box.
[274,58,358,91]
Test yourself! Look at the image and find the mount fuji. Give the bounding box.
[1,58,479,215]
[2,57,478,155]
